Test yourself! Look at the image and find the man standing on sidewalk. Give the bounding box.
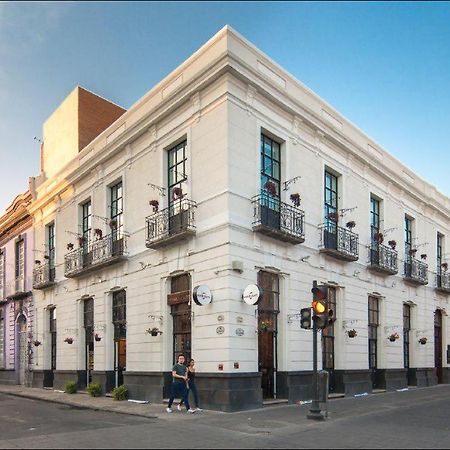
[166,354,196,414]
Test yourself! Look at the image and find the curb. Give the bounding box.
[0,391,158,419]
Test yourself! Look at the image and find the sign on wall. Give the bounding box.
[193,285,213,306]
[242,284,262,305]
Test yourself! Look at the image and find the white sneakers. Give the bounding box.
[177,404,182,411]
[166,405,200,413]
[187,409,196,413]
[166,407,173,413]
[195,407,203,412]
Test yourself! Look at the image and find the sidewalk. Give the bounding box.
[0,384,222,420]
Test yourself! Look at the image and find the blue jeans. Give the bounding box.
[180,380,200,408]
[168,382,190,410]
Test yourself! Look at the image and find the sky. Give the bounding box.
[0,1,449,213]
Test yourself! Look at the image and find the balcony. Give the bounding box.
[436,271,450,294]
[403,258,428,285]
[252,194,305,244]
[64,234,127,278]
[367,243,398,275]
[145,199,197,249]
[5,276,29,300]
[33,263,56,289]
[319,223,359,262]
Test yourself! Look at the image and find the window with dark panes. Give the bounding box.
[403,304,411,369]
[0,308,4,368]
[321,287,336,371]
[437,233,444,287]
[168,141,187,209]
[170,273,191,363]
[0,250,4,298]
[370,197,380,243]
[15,240,24,280]
[82,201,92,244]
[110,182,123,240]
[368,296,379,371]
[260,134,280,198]
[49,308,57,371]
[404,216,413,277]
[324,171,338,224]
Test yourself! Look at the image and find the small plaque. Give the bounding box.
[217,315,224,322]
[236,316,243,323]
[235,328,244,336]
[216,326,225,335]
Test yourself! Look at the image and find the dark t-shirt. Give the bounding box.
[172,363,187,383]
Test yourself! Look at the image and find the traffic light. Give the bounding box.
[300,307,312,329]
[311,282,329,329]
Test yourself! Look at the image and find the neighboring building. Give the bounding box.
[0,191,34,385]
[28,26,449,411]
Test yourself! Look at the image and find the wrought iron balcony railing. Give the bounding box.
[64,234,127,278]
[367,243,398,275]
[5,275,30,299]
[252,194,305,244]
[403,258,428,285]
[319,222,359,261]
[436,270,450,293]
[145,199,197,249]
[33,263,56,289]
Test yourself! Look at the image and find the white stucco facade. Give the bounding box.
[28,26,449,410]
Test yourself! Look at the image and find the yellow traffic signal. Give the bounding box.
[311,282,329,329]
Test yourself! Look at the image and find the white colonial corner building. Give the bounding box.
[22,26,449,411]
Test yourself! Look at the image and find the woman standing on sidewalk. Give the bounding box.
[178,359,202,412]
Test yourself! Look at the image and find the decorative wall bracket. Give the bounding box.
[148,314,163,324]
[287,313,302,324]
[147,182,166,197]
[283,176,301,191]
[342,319,359,329]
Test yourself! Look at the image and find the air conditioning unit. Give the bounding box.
[231,260,244,273]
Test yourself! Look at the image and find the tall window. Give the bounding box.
[112,290,126,335]
[110,182,123,239]
[322,287,336,373]
[370,197,380,243]
[82,201,92,244]
[0,250,4,298]
[368,296,379,374]
[437,233,444,287]
[49,308,57,371]
[168,141,187,209]
[47,224,55,281]
[15,240,24,291]
[170,274,191,363]
[403,304,411,369]
[84,298,94,383]
[260,134,280,198]
[324,171,338,224]
[0,308,4,368]
[405,216,412,257]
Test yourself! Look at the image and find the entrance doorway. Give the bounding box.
[112,290,126,387]
[434,309,443,384]
[368,296,380,389]
[257,271,279,399]
[17,315,27,385]
[47,307,56,388]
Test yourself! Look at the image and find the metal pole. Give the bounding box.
[308,281,325,420]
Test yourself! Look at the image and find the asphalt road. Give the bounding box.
[1,385,450,448]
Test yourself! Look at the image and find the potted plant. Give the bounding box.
[409,248,418,257]
[347,329,357,338]
[374,232,384,244]
[264,180,277,196]
[418,337,427,345]
[421,254,427,260]
[33,340,41,347]
[259,320,273,332]
[442,262,448,271]
[172,187,183,200]
[109,219,117,229]
[328,212,339,222]
[35,259,41,265]
[78,236,85,247]
[388,332,399,342]
[146,327,162,336]
[64,337,74,344]
[388,240,397,250]
[346,221,356,230]
[67,243,74,251]
[290,193,301,207]
[149,200,159,213]
[94,333,101,342]
[94,228,103,239]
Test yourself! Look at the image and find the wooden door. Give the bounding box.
[434,310,443,384]
[18,317,27,385]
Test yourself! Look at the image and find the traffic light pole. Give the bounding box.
[308,281,325,421]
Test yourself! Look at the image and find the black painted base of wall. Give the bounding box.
[277,371,313,402]
[407,368,437,387]
[334,370,372,395]
[30,370,54,388]
[0,369,16,385]
[91,371,115,394]
[123,372,165,402]
[374,369,408,391]
[442,368,450,384]
[53,370,84,391]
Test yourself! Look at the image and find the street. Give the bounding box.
[1,385,450,448]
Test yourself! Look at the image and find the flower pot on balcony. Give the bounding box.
[442,263,448,271]
[67,243,74,251]
[328,212,339,222]
[64,337,74,344]
[388,240,397,250]
[421,254,427,260]
[172,187,183,200]
[347,329,357,338]
[94,229,103,240]
[346,221,356,230]
[290,193,301,207]
[264,181,277,196]
[374,232,384,244]
[149,200,159,213]
[33,340,41,347]
[109,219,117,229]
[35,260,41,265]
